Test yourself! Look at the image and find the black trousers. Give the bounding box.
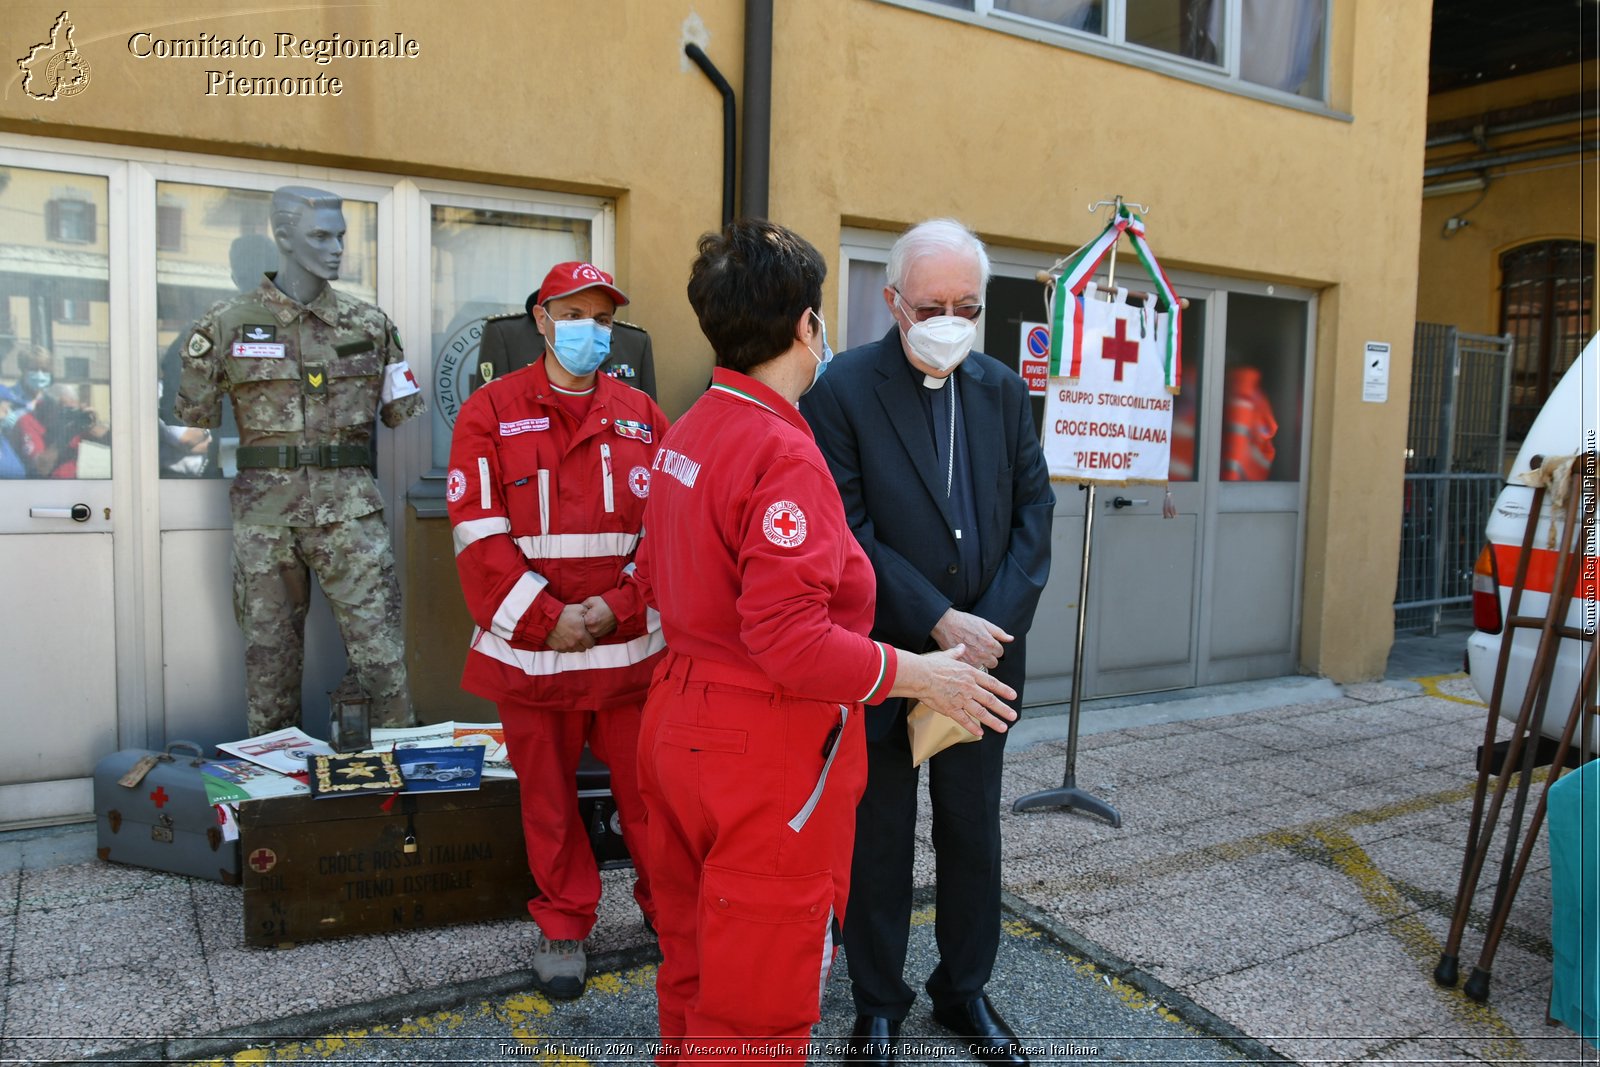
[842,695,1013,1018]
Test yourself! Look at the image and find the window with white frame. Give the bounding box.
[887,0,1328,103]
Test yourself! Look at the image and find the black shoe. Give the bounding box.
[843,1014,901,1065]
[931,996,1028,1067]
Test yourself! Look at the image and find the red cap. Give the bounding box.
[537,262,629,307]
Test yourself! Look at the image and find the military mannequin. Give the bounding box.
[471,290,656,398]
[175,185,424,735]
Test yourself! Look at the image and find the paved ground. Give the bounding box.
[1,626,1594,1065]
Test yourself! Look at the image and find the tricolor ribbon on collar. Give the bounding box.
[1047,205,1182,392]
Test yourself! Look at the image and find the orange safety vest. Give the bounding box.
[1221,366,1277,481]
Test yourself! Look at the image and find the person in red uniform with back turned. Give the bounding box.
[447,262,667,1000]
[631,220,1019,1064]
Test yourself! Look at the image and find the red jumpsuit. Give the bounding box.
[448,359,667,939]
[633,368,897,1063]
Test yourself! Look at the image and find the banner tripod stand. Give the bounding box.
[1012,478,1121,826]
[1012,195,1147,828]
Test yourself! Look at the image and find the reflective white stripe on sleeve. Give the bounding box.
[477,457,491,510]
[453,516,512,555]
[514,530,641,560]
[470,626,667,676]
[490,571,549,641]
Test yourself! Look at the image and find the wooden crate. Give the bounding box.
[238,779,537,947]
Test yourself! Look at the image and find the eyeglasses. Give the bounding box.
[893,291,984,323]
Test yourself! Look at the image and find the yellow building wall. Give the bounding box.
[1,0,1434,686]
[1417,65,1596,334]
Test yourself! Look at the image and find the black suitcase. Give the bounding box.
[94,740,241,884]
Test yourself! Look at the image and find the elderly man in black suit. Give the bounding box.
[801,218,1054,1067]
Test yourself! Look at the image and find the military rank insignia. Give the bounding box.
[613,419,653,444]
[303,362,327,394]
[607,363,637,379]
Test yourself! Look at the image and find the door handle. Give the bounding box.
[29,503,92,522]
[1110,496,1148,509]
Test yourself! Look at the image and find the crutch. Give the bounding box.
[1463,452,1597,1001]
[1471,638,1598,1000]
[1435,453,1593,995]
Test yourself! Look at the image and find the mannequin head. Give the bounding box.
[269,185,345,304]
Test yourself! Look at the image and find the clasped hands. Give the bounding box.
[544,596,618,652]
[921,604,1017,739]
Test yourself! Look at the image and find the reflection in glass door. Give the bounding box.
[0,161,117,821]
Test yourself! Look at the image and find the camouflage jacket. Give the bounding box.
[176,278,425,526]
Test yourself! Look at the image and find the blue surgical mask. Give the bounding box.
[805,310,834,393]
[548,318,612,377]
[23,370,51,392]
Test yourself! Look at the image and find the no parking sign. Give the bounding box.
[1019,322,1050,396]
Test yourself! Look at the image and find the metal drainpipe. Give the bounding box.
[741,0,773,221]
[1424,140,1596,179]
[684,42,736,228]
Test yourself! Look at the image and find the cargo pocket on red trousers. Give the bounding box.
[698,864,834,1031]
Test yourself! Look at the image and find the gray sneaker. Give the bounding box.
[532,934,587,999]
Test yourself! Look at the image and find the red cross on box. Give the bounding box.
[773,511,798,538]
[249,848,276,873]
[149,785,169,808]
[1101,318,1141,382]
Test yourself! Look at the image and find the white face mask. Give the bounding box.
[903,315,977,374]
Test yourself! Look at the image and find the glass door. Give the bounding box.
[0,154,119,821]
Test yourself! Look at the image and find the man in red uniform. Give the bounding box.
[447,262,667,1000]
[632,221,1017,1064]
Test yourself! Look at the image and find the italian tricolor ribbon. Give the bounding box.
[1047,205,1182,392]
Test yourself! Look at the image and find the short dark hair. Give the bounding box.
[686,219,825,374]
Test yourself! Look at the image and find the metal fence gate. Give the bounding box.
[1395,324,1514,633]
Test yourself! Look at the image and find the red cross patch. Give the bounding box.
[149,786,169,808]
[249,847,278,874]
[445,467,467,503]
[762,500,807,548]
[629,465,651,498]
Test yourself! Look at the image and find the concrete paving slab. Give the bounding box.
[1069,872,1369,989]
[17,857,170,911]
[0,963,214,1064]
[9,892,204,982]
[1184,927,1460,1065]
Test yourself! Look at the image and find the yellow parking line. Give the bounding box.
[1312,827,1527,1061]
[1415,671,1485,706]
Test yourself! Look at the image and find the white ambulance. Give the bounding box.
[1465,334,1598,749]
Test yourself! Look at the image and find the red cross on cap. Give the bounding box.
[1101,318,1141,382]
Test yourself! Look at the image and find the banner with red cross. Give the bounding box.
[1043,206,1181,485]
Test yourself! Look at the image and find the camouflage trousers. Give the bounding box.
[232,513,414,736]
